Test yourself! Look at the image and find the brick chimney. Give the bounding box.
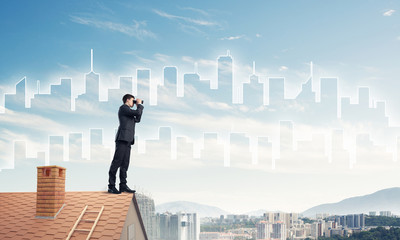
[36,165,66,218]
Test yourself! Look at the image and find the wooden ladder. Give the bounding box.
[66,205,105,240]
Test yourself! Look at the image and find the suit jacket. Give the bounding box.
[115,104,144,145]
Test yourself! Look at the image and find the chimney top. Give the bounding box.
[36,165,66,219]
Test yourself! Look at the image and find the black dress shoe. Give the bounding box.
[120,185,136,193]
[108,186,121,194]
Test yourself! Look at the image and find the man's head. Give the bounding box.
[123,94,135,108]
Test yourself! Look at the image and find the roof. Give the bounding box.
[0,191,145,240]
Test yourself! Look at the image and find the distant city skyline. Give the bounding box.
[1,0,400,214]
[0,50,398,170]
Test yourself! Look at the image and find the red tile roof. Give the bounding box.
[0,191,137,240]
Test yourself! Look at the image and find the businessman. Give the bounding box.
[108,94,144,194]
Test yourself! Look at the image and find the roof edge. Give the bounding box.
[132,194,149,240]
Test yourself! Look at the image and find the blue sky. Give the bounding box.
[2,0,400,214]
[2,0,400,113]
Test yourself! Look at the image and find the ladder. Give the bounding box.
[66,205,105,240]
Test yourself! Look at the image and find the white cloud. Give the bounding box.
[154,53,171,63]
[203,101,233,110]
[383,9,395,16]
[123,51,172,65]
[0,108,69,134]
[182,56,194,63]
[70,15,156,40]
[57,63,70,69]
[123,51,155,64]
[256,33,261,38]
[178,6,209,17]
[72,99,113,116]
[181,56,216,69]
[279,66,288,71]
[220,35,245,41]
[153,9,217,26]
[30,95,74,113]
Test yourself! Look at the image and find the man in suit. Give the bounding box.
[108,94,144,194]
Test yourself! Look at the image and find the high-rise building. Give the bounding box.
[159,212,199,240]
[256,221,271,239]
[369,211,376,216]
[256,220,286,240]
[217,50,234,103]
[136,193,158,240]
[346,215,355,228]
[329,214,366,229]
[380,211,391,217]
[271,222,286,240]
[159,212,172,240]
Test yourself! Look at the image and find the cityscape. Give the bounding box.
[2,1,400,239]
[135,191,400,240]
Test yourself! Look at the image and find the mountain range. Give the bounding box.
[301,187,400,217]
[155,187,400,218]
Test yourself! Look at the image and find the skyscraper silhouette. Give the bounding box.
[69,132,83,162]
[201,133,224,166]
[269,78,285,108]
[320,78,338,119]
[30,78,72,114]
[137,69,151,104]
[279,121,293,158]
[75,49,100,112]
[49,136,64,163]
[229,132,251,167]
[217,50,234,103]
[243,62,264,107]
[5,78,26,112]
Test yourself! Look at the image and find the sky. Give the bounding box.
[1,0,400,214]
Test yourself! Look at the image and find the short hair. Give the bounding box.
[122,94,135,103]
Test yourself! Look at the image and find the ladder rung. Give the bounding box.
[66,205,105,240]
[81,219,95,222]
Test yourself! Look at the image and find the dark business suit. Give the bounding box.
[108,103,144,188]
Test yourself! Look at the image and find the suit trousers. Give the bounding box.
[108,140,132,188]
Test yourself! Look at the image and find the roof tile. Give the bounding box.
[0,192,132,239]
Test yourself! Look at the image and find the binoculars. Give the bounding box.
[133,99,144,104]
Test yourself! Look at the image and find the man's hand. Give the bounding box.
[135,98,142,105]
